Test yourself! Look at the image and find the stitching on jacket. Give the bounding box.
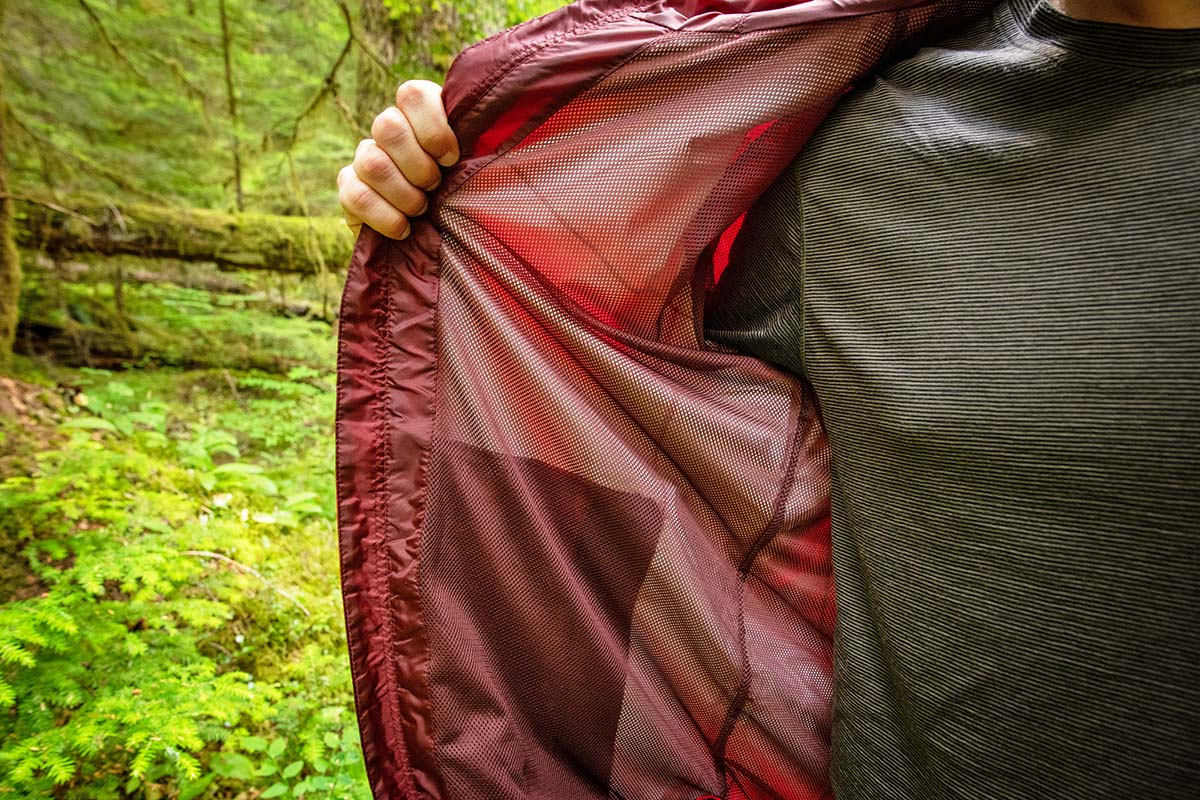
[371,255,422,798]
[447,4,658,130]
[444,25,737,211]
[710,381,808,793]
[334,240,400,799]
[409,229,447,800]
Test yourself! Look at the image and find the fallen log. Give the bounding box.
[14,194,354,274]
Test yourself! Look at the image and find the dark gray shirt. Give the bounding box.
[704,1,1200,797]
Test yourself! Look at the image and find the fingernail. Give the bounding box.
[437,152,459,167]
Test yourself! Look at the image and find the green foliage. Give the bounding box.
[506,0,571,25]
[4,0,354,214]
[19,270,337,372]
[0,286,365,799]
[0,0,579,795]
[223,727,368,800]
[3,0,570,217]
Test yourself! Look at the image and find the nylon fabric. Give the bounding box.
[335,1,993,797]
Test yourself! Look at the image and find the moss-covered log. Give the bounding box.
[16,195,354,274]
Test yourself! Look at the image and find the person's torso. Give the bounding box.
[705,1,1200,795]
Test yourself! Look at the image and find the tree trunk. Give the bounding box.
[16,195,352,275]
[0,0,21,371]
[354,0,505,132]
[219,0,244,211]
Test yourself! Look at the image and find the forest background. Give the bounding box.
[0,1,563,797]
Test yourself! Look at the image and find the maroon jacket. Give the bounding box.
[336,1,988,797]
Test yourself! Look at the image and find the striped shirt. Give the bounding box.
[704,0,1200,797]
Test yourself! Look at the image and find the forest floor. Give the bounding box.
[0,265,370,799]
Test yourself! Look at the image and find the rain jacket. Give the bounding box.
[335,1,990,797]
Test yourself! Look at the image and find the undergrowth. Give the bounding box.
[0,282,370,799]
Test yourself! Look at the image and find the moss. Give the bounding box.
[16,274,335,374]
[16,194,354,275]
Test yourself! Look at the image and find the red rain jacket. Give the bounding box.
[336,1,989,797]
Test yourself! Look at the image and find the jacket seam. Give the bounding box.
[796,159,810,378]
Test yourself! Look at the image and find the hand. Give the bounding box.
[338,80,460,240]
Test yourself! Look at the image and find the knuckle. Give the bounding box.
[406,160,440,190]
[371,107,408,144]
[395,80,430,108]
[358,149,394,182]
[345,182,376,213]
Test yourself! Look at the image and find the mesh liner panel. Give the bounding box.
[423,439,661,798]
[335,1,992,798]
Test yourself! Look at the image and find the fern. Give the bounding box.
[2,285,367,798]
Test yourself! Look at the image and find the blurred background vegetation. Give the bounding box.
[0,0,564,797]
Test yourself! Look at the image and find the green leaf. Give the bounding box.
[255,762,278,776]
[282,760,303,779]
[268,737,287,758]
[46,751,76,785]
[0,639,36,668]
[245,474,279,496]
[62,416,118,432]
[284,491,319,507]
[261,782,289,798]
[178,772,217,800]
[210,752,255,781]
[208,442,241,459]
[213,462,264,475]
[176,751,202,781]
[322,732,339,750]
[241,735,269,752]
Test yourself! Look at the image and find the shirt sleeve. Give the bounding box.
[703,157,808,378]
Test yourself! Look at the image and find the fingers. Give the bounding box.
[371,107,443,192]
[353,138,430,215]
[337,163,411,241]
[337,79,458,241]
[395,80,459,167]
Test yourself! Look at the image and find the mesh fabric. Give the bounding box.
[335,1,991,797]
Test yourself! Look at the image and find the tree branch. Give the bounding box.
[336,0,392,74]
[0,192,97,224]
[6,108,168,203]
[143,51,209,108]
[284,0,389,148]
[77,0,149,83]
[182,549,312,617]
[285,34,355,148]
